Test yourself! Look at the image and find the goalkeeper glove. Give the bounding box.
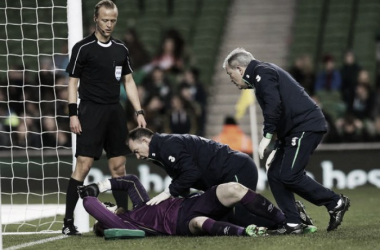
[258,134,272,159]
[78,183,100,198]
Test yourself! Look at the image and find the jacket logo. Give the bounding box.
[246,74,250,78]
[115,66,122,81]
[168,156,175,162]
[256,75,261,82]
[291,137,298,146]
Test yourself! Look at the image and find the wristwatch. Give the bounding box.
[135,109,145,116]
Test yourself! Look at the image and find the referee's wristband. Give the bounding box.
[68,103,78,117]
[135,109,145,116]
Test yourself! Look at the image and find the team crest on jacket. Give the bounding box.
[168,156,175,162]
[115,66,122,81]
[256,75,261,82]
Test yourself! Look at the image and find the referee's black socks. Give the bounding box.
[65,177,84,220]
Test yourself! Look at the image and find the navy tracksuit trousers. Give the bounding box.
[267,131,340,223]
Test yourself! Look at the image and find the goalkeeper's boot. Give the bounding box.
[296,200,314,226]
[327,194,350,232]
[268,223,308,235]
[245,225,268,237]
[62,218,81,236]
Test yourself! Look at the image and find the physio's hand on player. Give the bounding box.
[265,150,276,171]
[259,137,271,159]
[146,189,171,206]
[136,115,147,128]
[70,116,82,135]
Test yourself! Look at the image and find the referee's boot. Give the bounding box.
[296,200,314,226]
[62,218,81,236]
[327,194,350,232]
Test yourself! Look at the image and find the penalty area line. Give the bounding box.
[4,235,68,250]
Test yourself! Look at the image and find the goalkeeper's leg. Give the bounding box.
[108,156,129,210]
[216,183,286,225]
[189,217,267,237]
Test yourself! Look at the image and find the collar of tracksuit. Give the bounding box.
[242,60,261,89]
[149,133,161,158]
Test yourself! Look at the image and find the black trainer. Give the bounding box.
[62,218,81,236]
[296,200,314,226]
[267,223,306,235]
[327,194,350,232]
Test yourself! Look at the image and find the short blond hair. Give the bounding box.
[223,48,254,69]
[94,0,117,18]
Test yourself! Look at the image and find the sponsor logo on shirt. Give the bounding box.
[115,66,122,81]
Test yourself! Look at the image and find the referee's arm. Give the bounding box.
[123,74,147,128]
[68,77,82,134]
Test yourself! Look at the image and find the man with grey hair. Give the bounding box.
[223,48,350,234]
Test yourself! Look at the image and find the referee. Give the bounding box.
[63,0,146,235]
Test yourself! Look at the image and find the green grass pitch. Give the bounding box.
[2,186,379,250]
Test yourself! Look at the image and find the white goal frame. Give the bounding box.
[67,0,89,234]
[0,0,89,238]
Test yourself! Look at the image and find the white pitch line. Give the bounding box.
[4,235,68,250]
[1,205,65,224]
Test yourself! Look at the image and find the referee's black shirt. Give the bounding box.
[66,33,133,104]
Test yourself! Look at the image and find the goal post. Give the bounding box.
[67,0,89,234]
[0,0,88,235]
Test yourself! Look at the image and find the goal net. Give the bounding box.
[0,0,83,234]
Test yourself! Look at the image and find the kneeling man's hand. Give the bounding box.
[146,188,171,206]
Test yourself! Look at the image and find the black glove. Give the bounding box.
[78,184,100,198]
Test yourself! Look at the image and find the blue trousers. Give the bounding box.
[267,131,340,223]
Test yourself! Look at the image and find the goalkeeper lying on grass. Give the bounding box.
[78,175,316,238]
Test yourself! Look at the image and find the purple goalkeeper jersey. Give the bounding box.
[83,175,185,236]
[118,198,183,235]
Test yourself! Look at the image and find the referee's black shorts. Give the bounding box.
[76,100,128,160]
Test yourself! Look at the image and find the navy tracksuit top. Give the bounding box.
[242,60,327,139]
[147,133,253,197]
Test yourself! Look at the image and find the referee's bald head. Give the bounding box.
[94,0,117,18]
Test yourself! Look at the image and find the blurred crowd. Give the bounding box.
[289,51,380,143]
[2,26,380,150]
[0,28,209,150]
[121,28,208,136]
